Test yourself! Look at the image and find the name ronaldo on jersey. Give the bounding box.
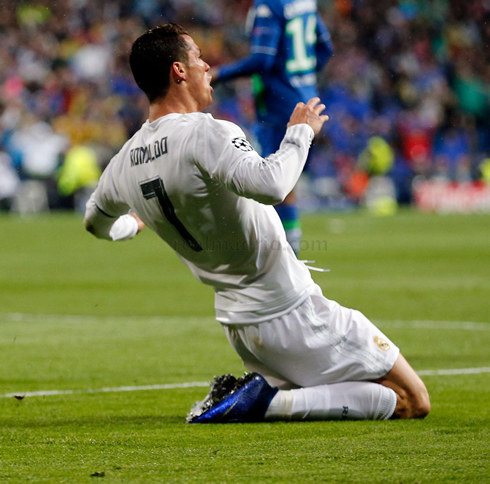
[130,137,168,167]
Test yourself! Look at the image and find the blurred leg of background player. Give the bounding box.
[276,192,301,257]
[257,123,302,256]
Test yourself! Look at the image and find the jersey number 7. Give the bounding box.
[140,177,203,252]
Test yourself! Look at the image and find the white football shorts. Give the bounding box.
[222,284,400,389]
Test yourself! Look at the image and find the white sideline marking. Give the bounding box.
[2,313,489,330]
[0,382,210,399]
[417,367,490,376]
[1,313,210,324]
[2,368,490,400]
[375,319,490,331]
[1,314,488,399]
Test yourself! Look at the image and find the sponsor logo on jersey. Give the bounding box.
[374,336,390,351]
[291,73,317,87]
[231,138,254,152]
[130,137,167,167]
[251,44,278,55]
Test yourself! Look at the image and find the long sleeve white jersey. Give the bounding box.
[85,112,315,323]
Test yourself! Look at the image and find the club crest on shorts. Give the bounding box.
[374,336,390,351]
[232,138,254,152]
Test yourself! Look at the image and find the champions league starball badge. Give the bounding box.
[231,138,254,152]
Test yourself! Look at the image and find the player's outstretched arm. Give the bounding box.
[287,97,329,137]
[210,50,275,85]
[211,1,282,84]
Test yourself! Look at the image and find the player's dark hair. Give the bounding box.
[130,24,189,103]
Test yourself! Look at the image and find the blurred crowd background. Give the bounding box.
[1,0,489,214]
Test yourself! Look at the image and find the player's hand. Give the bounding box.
[287,97,329,136]
[129,212,145,234]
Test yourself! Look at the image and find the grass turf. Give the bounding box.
[0,211,489,482]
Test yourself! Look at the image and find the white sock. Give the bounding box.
[265,382,397,421]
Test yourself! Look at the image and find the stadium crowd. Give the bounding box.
[0,0,489,212]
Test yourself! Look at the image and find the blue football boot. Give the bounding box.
[187,373,278,423]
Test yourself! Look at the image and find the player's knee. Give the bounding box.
[393,384,430,419]
[411,387,430,419]
[406,386,430,419]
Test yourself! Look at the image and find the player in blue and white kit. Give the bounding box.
[212,0,334,255]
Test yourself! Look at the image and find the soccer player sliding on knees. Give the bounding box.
[84,24,430,423]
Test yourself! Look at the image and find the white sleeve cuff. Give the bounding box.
[109,214,139,241]
[284,124,315,148]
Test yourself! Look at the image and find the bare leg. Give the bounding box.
[373,353,430,419]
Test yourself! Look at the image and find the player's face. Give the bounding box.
[183,35,213,110]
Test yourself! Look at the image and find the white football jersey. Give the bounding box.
[85,112,315,323]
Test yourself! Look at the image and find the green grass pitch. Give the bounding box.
[0,211,489,482]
